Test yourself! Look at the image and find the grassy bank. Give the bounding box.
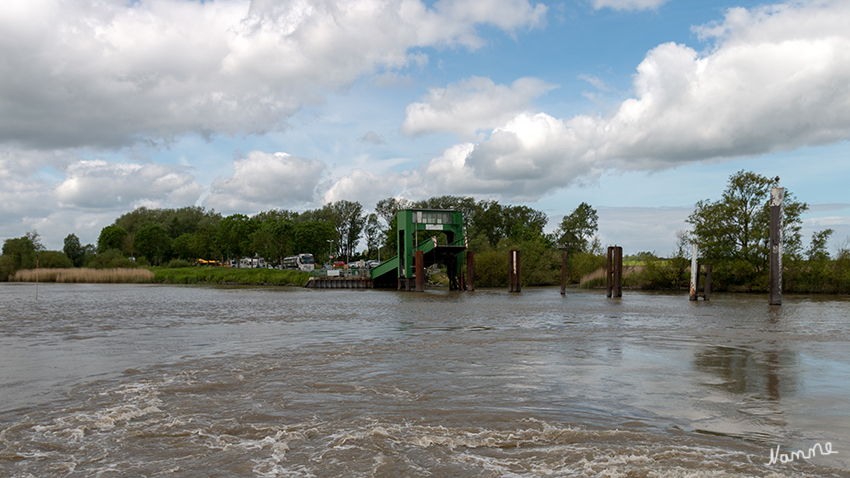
[150,267,311,286]
[11,267,311,286]
[14,268,154,283]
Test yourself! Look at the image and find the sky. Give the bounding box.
[1,0,849,255]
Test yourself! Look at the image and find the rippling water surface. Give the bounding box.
[1,283,849,477]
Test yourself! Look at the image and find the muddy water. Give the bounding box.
[1,283,849,477]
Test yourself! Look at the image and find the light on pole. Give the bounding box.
[327,239,333,267]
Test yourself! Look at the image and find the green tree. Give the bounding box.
[97,225,129,254]
[807,229,834,262]
[556,202,598,254]
[2,236,36,270]
[293,220,337,265]
[252,218,294,266]
[503,205,548,243]
[687,170,807,288]
[38,251,73,269]
[171,233,196,261]
[328,200,366,262]
[363,214,381,259]
[63,233,85,267]
[133,224,172,265]
[470,200,504,247]
[216,214,254,266]
[375,197,412,256]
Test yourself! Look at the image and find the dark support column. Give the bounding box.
[415,250,425,292]
[704,264,712,301]
[466,251,475,291]
[606,246,613,298]
[769,187,784,306]
[509,250,521,293]
[690,243,699,301]
[560,251,568,295]
[614,246,623,298]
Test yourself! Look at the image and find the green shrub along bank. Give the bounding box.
[150,267,311,286]
[472,239,604,288]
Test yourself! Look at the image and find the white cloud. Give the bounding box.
[204,151,326,214]
[323,168,402,207]
[332,0,850,202]
[0,0,546,151]
[401,77,557,140]
[359,132,386,145]
[592,0,669,11]
[55,160,201,209]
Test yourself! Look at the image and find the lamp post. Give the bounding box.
[327,239,333,268]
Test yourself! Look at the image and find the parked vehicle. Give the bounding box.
[283,254,316,272]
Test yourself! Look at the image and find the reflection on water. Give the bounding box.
[0,283,849,477]
[694,345,797,399]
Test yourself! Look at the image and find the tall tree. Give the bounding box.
[470,200,504,247]
[63,233,85,267]
[687,170,807,284]
[216,214,254,266]
[133,224,172,265]
[252,218,294,266]
[503,205,548,242]
[293,220,337,265]
[363,213,380,258]
[97,225,129,254]
[375,197,412,227]
[557,202,598,254]
[327,200,365,261]
[2,236,36,270]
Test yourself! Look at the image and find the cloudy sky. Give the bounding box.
[2,0,849,254]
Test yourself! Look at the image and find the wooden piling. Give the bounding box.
[466,251,475,291]
[607,246,622,298]
[614,246,622,298]
[606,246,613,298]
[509,250,521,293]
[690,243,699,301]
[704,264,712,301]
[769,187,784,306]
[415,250,425,292]
[560,251,568,295]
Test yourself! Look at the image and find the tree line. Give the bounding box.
[2,170,848,292]
[0,198,601,282]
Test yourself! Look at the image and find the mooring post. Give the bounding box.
[704,264,712,301]
[770,187,784,305]
[508,250,521,292]
[614,246,623,298]
[466,251,475,291]
[606,246,614,298]
[690,243,699,301]
[560,251,568,295]
[414,250,425,292]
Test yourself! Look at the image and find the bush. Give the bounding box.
[167,258,192,268]
[86,249,138,269]
[37,251,74,269]
[475,250,508,287]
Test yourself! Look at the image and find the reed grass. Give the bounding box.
[579,265,643,288]
[14,268,154,283]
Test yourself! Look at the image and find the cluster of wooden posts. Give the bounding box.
[398,186,787,305]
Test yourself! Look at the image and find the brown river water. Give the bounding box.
[1,282,849,477]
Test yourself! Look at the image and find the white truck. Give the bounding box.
[282,253,316,272]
